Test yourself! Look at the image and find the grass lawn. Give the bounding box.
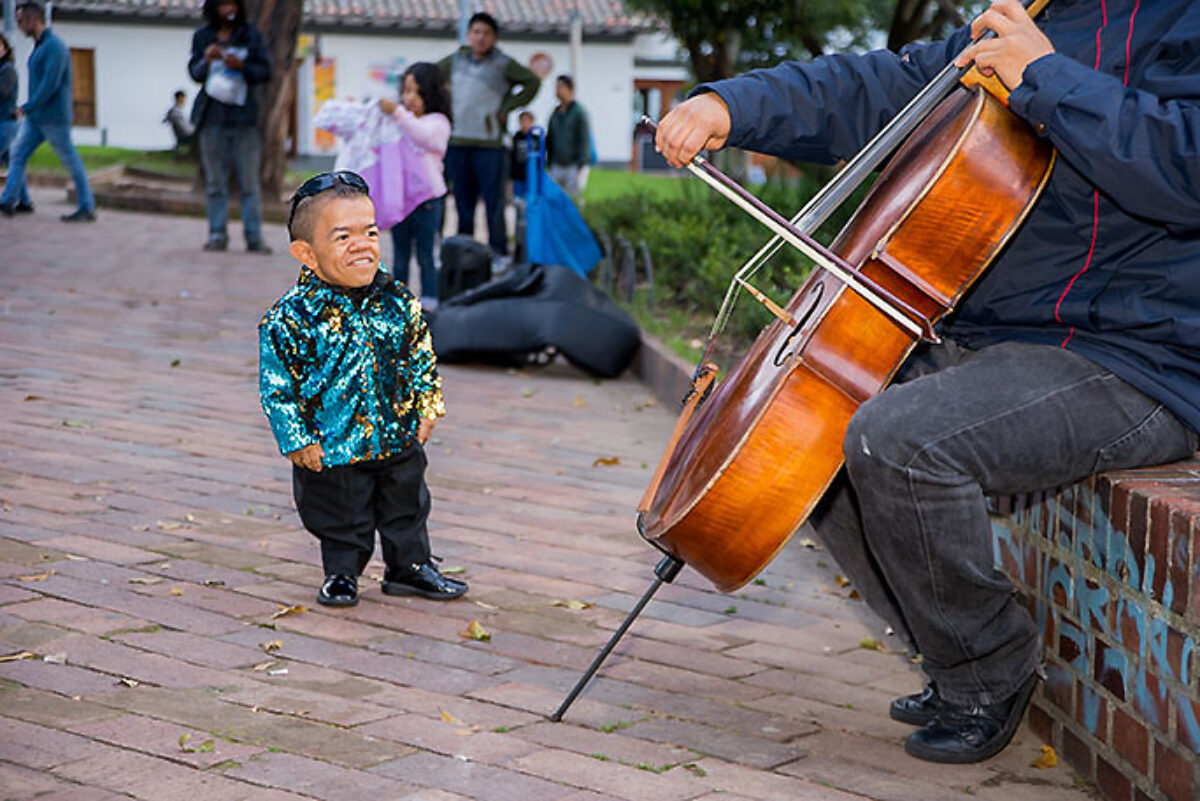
[583,167,687,205]
[23,143,312,184]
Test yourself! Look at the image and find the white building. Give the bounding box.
[2,0,688,167]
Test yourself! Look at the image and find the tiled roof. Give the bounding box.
[48,0,659,35]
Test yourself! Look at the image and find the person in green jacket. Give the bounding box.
[546,74,591,201]
[438,12,539,261]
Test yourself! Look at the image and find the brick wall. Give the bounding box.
[991,457,1200,801]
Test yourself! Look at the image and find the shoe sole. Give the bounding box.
[317,594,358,607]
[903,673,1040,764]
[889,703,937,727]
[380,582,466,601]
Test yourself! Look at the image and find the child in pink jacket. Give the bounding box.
[379,62,451,310]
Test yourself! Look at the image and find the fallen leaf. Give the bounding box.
[847,589,862,600]
[251,661,276,672]
[169,588,184,596]
[573,396,587,407]
[178,733,191,750]
[592,456,620,467]
[170,358,181,367]
[23,394,43,401]
[118,677,140,688]
[64,554,87,561]
[260,640,283,653]
[858,637,881,651]
[127,577,163,585]
[270,604,307,619]
[62,419,88,428]
[460,620,491,642]
[156,520,183,531]
[521,387,535,398]
[797,537,818,549]
[834,574,852,588]
[185,513,196,522]
[441,566,466,575]
[454,727,481,735]
[16,569,55,582]
[474,600,499,611]
[440,709,465,725]
[197,739,215,753]
[552,599,593,611]
[0,651,36,663]
[267,667,289,676]
[42,652,67,664]
[1031,744,1058,769]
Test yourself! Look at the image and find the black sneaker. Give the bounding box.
[61,209,96,223]
[890,683,943,726]
[203,236,228,251]
[904,671,1040,763]
[13,202,34,214]
[382,561,467,600]
[317,574,358,607]
[1,202,17,217]
[247,241,273,255]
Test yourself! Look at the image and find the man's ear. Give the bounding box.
[289,239,316,268]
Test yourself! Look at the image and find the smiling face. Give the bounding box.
[401,74,424,116]
[288,194,381,288]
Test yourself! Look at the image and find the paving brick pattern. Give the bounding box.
[0,190,1096,799]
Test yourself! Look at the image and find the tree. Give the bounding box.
[887,0,980,51]
[244,0,302,200]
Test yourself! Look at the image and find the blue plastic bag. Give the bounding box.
[524,127,602,277]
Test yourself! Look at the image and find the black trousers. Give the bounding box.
[292,445,432,576]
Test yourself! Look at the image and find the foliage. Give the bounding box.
[583,167,871,363]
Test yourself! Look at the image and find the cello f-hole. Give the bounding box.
[773,281,824,367]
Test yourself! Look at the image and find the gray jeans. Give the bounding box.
[811,339,1197,706]
[198,124,264,246]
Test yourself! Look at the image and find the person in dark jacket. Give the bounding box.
[0,2,93,221]
[188,0,271,253]
[545,74,590,200]
[656,0,1200,765]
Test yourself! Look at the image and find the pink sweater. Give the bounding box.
[390,107,449,215]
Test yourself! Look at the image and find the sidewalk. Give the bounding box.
[0,188,1096,801]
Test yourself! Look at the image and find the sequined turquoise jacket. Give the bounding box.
[258,267,445,466]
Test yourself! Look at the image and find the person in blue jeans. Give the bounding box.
[0,2,93,221]
[378,63,452,310]
[0,31,33,213]
[188,0,271,253]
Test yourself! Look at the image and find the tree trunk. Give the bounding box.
[245,0,302,201]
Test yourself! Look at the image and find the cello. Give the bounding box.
[552,0,1054,720]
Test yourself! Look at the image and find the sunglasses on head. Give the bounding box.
[286,170,370,234]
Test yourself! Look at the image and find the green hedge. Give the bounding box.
[583,168,869,352]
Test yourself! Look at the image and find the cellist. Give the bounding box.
[656,0,1200,764]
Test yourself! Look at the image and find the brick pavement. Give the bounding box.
[0,188,1097,800]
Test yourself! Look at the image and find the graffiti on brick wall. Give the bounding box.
[991,479,1200,753]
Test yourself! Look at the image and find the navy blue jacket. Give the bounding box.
[23,28,72,125]
[187,21,271,128]
[702,0,1200,434]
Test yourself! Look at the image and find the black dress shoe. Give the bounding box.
[0,202,15,217]
[61,208,96,222]
[382,561,468,600]
[904,671,1040,763]
[246,241,273,255]
[317,574,358,607]
[14,202,34,214]
[203,236,228,251]
[890,683,943,726]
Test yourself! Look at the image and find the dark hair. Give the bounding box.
[517,110,533,120]
[174,89,187,100]
[468,12,499,35]
[287,171,372,242]
[202,0,246,28]
[0,34,13,64]
[15,2,45,22]
[401,62,452,124]
[556,74,574,91]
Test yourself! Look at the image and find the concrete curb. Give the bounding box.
[630,329,694,411]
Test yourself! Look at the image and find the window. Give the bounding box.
[70,48,95,127]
